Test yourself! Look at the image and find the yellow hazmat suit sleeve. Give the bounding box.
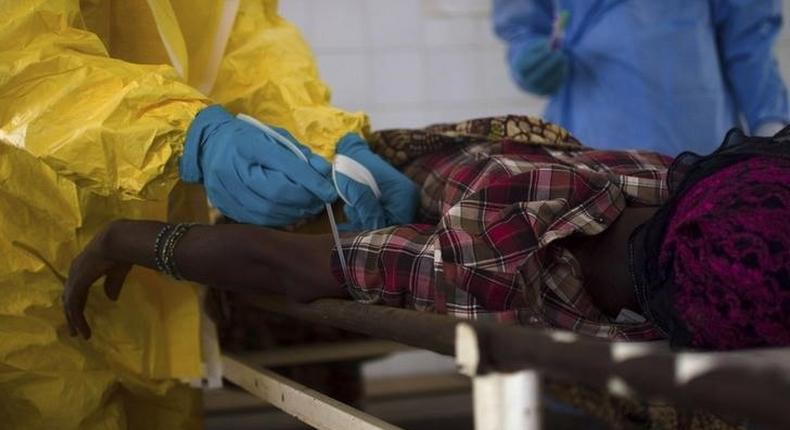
[0,1,208,200]
[207,0,370,160]
[0,1,208,429]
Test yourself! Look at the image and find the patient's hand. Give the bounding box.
[64,220,345,339]
[63,226,132,339]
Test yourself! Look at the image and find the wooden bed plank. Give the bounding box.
[245,295,458,355]
[222,353,404,430]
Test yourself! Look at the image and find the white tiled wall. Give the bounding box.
[281,0,790,131]
[280,0,545,130]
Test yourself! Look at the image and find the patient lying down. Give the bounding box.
[63,117,790,351]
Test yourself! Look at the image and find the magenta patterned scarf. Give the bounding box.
[630,128,790,350]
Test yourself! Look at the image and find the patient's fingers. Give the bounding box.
[63,292,77,337]
[104,264,131,301]
[64,254,103,339]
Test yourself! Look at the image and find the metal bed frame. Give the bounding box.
[220,294,790,430]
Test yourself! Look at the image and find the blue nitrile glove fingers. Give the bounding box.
[229,154,325,209]
[204,148,324,225]
[336,133,419,228]
[334,174,390,231]
[268,126,334,179]
[233,122,338,204]
[180,105,337,226]
[206,174,320,226]
[510,38,568,96]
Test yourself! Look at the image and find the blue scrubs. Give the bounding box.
[494,0,790,154]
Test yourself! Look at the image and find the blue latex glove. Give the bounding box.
[509,38,568,96]
[333,133,419,230]
[180,105,337,226]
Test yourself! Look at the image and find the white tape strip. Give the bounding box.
[332,154,381,205]
[324,205,350,284]
[237,114,308,162]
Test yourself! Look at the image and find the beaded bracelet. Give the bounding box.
[161,223,197,280]
[153,223,197,279]
[153,224,176,274]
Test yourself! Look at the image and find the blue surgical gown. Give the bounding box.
[494,0,790,154]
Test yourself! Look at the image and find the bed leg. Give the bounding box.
[456,323,542,430]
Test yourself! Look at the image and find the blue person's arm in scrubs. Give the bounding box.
[713,0,790,134]
[493,0,569,96]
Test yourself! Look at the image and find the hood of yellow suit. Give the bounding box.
[80,0,249,94]
[77,0,368,161]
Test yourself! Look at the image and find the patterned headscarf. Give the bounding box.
[661,156,790,349]
[630,128,790,350]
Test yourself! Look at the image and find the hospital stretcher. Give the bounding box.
[220,294,790,430]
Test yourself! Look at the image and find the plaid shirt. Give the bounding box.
[332,117,673,341]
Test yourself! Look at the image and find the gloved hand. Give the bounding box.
[509,37,568,96]
[180,105,337,226]
[333,133,419,230]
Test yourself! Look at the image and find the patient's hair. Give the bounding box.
[661,156,789,349]
[630,129,790,350]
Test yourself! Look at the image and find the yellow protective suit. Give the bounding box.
[0,0,368,428]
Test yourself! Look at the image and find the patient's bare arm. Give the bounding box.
[63,220,344,339]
